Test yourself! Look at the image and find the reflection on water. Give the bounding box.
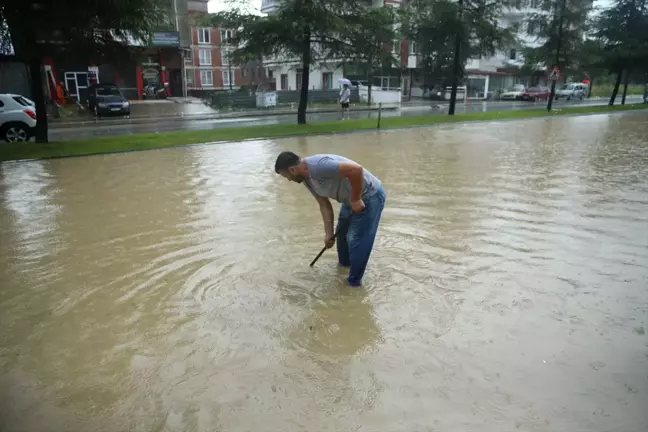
[1,113,647,431]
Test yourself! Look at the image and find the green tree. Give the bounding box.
[0,0,167,142]
[592,0,648,105]
[210,0,358,125]
[334,6,399,106]
[522,0,593,110]
[404,0,515,115]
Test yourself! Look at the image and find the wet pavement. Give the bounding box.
[48,96,643,141]
[2,112,648,431]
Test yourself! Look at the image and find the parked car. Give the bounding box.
[87,83,131,117]
[500,84,526,100]
[521,87,552,101]
[0,93,37,142]
[555,83,588,100]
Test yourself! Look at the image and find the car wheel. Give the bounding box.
[567,95,572,101]
[2,122,31,142]
[579,94,585,100]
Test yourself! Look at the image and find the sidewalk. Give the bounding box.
[48,102,400,128]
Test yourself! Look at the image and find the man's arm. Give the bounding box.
[315,195,335,240]
[337,161,364,204]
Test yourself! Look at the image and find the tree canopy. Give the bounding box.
[208,0,399,124]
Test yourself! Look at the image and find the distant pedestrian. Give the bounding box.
[274,151,386,287]
[339,84,351,120]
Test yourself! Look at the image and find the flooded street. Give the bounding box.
[1,113,647,431]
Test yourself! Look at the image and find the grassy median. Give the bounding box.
[1,103,647,162]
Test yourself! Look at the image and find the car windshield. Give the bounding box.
[527,87,540,92]
[96,87,122,96]
[561,84,576,90]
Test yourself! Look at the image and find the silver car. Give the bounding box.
[555,83,588,101]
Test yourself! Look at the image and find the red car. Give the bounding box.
[521,87,552,101]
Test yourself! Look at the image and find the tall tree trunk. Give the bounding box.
[621,69,630,105]
[609,69,623,106]
[28,53,48,143]
[409,69,413,101]
[448,0,463,116]
[587,77,594,98]
[4,6,48,142]
[297,26,311,125]
[547,0,567,112]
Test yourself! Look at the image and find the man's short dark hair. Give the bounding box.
[274,151,301,173]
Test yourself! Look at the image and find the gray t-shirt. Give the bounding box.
[303,154,382,205]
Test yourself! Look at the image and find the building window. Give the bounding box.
[509,49,517,60]
[198,28,211,44]
[184,49,193,62]
[185,69,194,86]
[268,70,274,79]
[199,49,212,66]
[392,40,400,54]
[222,49,230,66]
[200,70,213,87]
[241,68,247,78]
[322,72,333,89]
[222,70,234,87]
[296,69,303,90]
[409,41,416,55]
[220,29,233,43]
[280,74,288,90]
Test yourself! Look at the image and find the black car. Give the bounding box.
[87,84,130,117]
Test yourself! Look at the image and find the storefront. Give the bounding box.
[135,32,183,99]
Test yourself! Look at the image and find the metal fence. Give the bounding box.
[196,88,360,110]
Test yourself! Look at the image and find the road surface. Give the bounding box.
[49,96,643,141]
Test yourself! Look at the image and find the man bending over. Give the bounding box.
[275,151,386,287]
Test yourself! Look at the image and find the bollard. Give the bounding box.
[377,102,382,129]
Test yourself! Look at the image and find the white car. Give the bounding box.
[0,93,37,142]
[500,84,526,101]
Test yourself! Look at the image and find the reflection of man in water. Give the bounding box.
[275,151,386,287]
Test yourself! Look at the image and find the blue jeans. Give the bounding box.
[336,187,386,286]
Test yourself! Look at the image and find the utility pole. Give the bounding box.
[547,0,567,112]
[173,0,188,98]
[448,0,464,116]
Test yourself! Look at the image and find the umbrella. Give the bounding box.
[338,78,352,86]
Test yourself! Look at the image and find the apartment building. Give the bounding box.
[183,26,240,90]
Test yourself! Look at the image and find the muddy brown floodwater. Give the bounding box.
[1,113,648,432]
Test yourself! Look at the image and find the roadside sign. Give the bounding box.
[549,66,560,81]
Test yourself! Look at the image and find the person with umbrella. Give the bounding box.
[338,78,352,120]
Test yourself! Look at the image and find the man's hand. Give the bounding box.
[324,234,335,249]
[351,199,365,213]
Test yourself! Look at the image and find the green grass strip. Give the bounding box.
[1,103,646,162]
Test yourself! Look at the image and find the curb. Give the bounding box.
[49,106,400,129]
